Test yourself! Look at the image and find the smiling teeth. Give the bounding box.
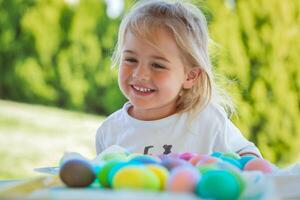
[133,86,152,92]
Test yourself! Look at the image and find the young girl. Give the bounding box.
[95,0,262,158]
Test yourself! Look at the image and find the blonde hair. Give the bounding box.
[112,0,235,116]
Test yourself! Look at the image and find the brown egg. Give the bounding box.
[59,159,95,187]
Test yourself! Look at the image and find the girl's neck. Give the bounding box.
[128,104,177,121]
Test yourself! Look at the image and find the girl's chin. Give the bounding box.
[129,101,155,110]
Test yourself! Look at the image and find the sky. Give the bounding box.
[105,0,124,18]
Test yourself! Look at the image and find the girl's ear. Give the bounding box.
[182,67,201,89]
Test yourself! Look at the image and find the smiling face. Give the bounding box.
[118,29,189,120]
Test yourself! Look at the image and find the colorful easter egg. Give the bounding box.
[167,166,201,192]
[197,165,219,174]
[189,154,209,166]
[108,161,142,186]
[196,156,219,166]
[101,152,128,161]
[112,166,160,190]
[222,152,241,160]
[214,160,241,173]
[196,170,241,200]
[97,160,124,187]
[211,152,223,158]
[220,156,242,169]
[127,153,144,160]
[178,152,196,161]
[130,155,160,164]
[146,164,169,190]
[243,159,273,173]
[59,159,95,187]
[160,157,192,171]
[239,156,256,169]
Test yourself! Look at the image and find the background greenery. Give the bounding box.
[0,0,299,178]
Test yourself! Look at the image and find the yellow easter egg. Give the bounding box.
[146,164,169,190]
[112,166,160,191]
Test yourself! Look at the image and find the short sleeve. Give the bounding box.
[223,119,262,158]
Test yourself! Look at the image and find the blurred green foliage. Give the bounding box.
[207,0,300,165]
[0,0,299,165]
[0,0,127,114]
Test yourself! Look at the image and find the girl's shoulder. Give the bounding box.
[99,102,130,129]
[192,103,229,125]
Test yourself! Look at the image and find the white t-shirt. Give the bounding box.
[95,102,261,157]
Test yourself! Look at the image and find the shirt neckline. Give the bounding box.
[122,102,180,127]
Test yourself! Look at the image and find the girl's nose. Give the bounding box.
[132,63,150,81]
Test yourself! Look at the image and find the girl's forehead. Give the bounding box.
[123,28,180,56]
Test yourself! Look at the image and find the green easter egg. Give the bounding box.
[112,166,160,191]
[97,160,123,187]
[196,170,241,200]
[126,153,144,160]
[102,152,128,161]
[222,152,241,160]
[197,165,218,174]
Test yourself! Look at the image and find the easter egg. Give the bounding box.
[220,156,242,169]
[167,166,200,192]
[239,156,256,169]
[214,160,241,173]
[196,156,219,166]
[178,152,196,161]
[93,164,102,174]
[112,166,160,190]
[189,154,208,166]
[59,159,95,187]
[108,161,142,186]
[222,152,241,160]
[101,152,128,161]
[196,170,241,200]
[130,155,160,164]
[93,145,129,164]
[197,165,219,174]
[146,164,169,190]
[97,160,124,187]
[126,153,144,160]
[160,157,192,171]
[211,152,223,158]
[243,159,273,173]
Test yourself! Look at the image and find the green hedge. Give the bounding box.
[207,0,300,165]
[0,0,126,114]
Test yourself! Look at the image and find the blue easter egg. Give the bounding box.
[220,156,242,169]
[239,156,256,169]
[130,155,160,164]
[211,152,223,158]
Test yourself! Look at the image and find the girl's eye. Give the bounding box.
[152,63,165,69]
[124,58,137,63]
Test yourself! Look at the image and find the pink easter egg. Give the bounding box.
[166,166,201,192]
[243,159,273,173]
[196,156,219,166]
[189,154,208,166]
[179,152,196,161]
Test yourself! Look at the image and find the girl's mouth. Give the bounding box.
[130,85,156,96]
